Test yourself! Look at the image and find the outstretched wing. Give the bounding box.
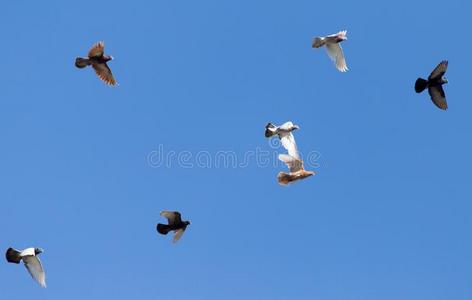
[428,85,448,110]
[92,62,117,86]
[429,60,448,80]
[278,154,303,172]
[161,211,182,225]
[173,229,186,243]
[325,43,348,72]
[88,41,105,58]
[279,132,300,160]
[22,255,46,288]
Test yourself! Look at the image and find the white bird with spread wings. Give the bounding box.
[265,122,315,185]
[6,247,46,288]
[312,30,349,72]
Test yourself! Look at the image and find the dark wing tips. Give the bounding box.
[6,248,22,264]
[429,60,449,80]
[428,86,448,110]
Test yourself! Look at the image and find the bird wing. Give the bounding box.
[325,43,348,72]
[278,154,303,172]
[172,229,186,243]
[160,211,182,225]
[88,41,105,58]
[429,60,448,80]
[428,85,448,110]
[22,255,46,288]
[279,132,300,160]
[20,248,36,256]
[92,62,117,86]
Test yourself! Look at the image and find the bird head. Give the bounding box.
[34,248,44,255]
[293,125,300,130]
[185,221,191,226]
[442,77,448,84]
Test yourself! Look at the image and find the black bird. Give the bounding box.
[156,211,190,243]
[415,60,449,110]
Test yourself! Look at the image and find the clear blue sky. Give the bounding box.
[1,0,471,299]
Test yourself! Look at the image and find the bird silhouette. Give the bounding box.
[415,60,448,110]
[156,211,190,243]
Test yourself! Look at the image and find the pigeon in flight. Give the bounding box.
[312,30,349,72]
[6,247,46,288]
[75,41,117,86]
[156,211,190,243]
[266,122,314,185]
[415,60,448,110]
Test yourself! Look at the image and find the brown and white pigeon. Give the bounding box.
[75,41,117,86]
[415,60,448,110]
[265,122,314,185]
[6,247,46,288]
[312,30,348,72]
[156,211,190,243]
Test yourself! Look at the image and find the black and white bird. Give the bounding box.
[156,211,190,243]
[265,122,314,185]
[415,60,449,110]
[5,247,46,288]
[312,30,349,72]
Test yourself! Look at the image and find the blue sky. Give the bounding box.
[1,0,471,299]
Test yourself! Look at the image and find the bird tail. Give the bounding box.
[157,224,172,235]
[312,37,324,48]
[415,78,428,93]
[75,57,91,68]
[5,248,22,264]
[265,123,277,138]
[277,172,292,185]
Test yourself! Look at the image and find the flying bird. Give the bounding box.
[6,247,46,288]
[156,211,190,243]
[266,122,314,185]
[265,121,300,155]
[75,41,117,86]
[415,60,448,110]
[312,30,349,72]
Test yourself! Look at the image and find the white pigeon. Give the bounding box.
[6,247,46,288]
[265,121,300,159]
[265,122,314,185]
[312,30,349,72]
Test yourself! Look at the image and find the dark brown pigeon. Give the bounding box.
[75,41,117,86]
[415,60,448,110]
[156,211,190,243]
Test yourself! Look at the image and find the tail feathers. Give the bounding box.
[415,78,428,93]
[277,172,292,185]
[6,248,22,264]
[265,123,277,138]
[157,224,171,235]
[75,57,91,68]
[312,37,325,48]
